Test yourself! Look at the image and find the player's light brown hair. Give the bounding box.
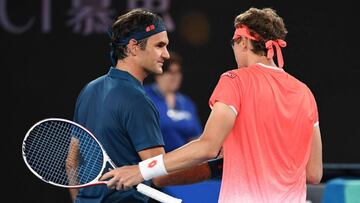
[234,7,288,56]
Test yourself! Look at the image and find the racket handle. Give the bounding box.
[136,183,182,203]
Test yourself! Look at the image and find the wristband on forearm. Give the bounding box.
[139,154,168,181]
[208,157,223,179]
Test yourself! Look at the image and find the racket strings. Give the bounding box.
[75,128,104,184]
[23,120,104,186]
[46,122,71,184]
[85,142,103,181]
[25,121,77,184]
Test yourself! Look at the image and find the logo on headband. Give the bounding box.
[146,25,155,32]
[113,19,166,46]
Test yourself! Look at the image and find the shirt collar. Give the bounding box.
[107,67,143,87]
[256,63,285,72]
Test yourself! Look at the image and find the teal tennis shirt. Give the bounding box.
[73,67,164,203]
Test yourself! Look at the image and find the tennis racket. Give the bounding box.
[22,118,182,203]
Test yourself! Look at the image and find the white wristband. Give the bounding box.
[139,154,168,181]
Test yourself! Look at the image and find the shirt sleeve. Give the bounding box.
[209,71,242,114]
[125,97,164,152]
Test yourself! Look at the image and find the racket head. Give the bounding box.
[22,118,109,188]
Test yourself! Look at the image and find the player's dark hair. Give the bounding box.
[110,8,164,61]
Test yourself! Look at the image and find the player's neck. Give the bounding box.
[248,55,277,68]
[115,60,147,84]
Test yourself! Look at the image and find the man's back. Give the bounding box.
[210,63,318,203]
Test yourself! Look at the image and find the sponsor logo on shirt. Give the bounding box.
[221,71,237,78]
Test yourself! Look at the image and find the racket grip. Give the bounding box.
[136,183,182,203]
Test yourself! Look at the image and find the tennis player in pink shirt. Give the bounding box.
[102,7,323,203]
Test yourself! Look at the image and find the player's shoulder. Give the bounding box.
[220,68,240,79]
[220,67,254,80]
[288,73,311,89]
[286,73,316,98]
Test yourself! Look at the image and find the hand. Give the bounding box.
[100,165,144,190]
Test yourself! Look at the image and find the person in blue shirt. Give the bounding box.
[144,51,203,152]
[68,8,170,203]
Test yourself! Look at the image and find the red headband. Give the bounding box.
[232,25,287,68]
[232,25,259,41]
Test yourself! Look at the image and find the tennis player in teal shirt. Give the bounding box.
[71,8,169,203]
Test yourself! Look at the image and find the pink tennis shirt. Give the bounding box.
[209,63,318,203]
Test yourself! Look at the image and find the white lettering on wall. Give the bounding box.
[0,0,34,34]
[127,0,175,32]
[0,0,174,34]
[0,0,51,34]
[66,0,114,35]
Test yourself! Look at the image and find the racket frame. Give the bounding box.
[22,118,116,188]
[22,118,182,203]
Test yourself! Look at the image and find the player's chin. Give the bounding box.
[154,64,164,74]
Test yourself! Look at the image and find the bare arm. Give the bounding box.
[69,188,79,203]
[138,146,165,160]
[153,156,223,187]
[141,146,224,187]
[113,146,217,187]
[66,137,80,202]
[139,141,221,187]
[152,163,212,187]
[162,102,235,172]
[101,102,235,189]
[306,124,323,184]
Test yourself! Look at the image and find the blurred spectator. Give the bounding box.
[144,51,203,152]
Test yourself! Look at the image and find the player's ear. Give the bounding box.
[127,39,138,56]
[242,37,253,51]
[237,37,245,49]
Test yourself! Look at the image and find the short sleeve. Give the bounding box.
[209,71,242,114]
[125,97,164,152]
